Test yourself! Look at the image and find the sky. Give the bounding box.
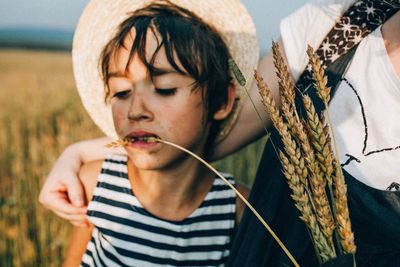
[0,0,307,54]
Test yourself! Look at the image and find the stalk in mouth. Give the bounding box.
[105,136,160,148]
[125,136,159,143]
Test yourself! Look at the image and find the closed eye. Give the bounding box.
[112,90,131,100]
[155,88,177,96]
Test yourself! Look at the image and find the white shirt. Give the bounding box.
[280,0,400,190]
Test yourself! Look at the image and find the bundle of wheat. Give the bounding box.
[254,42,356,265]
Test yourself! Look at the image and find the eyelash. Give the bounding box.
[112,90,130,100]
[112,88,177,99]
[155,88,177,96]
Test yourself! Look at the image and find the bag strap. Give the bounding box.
[296,0,400,93]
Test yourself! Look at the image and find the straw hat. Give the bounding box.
[73,0,259,142]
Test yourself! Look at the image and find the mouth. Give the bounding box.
[124,132,160,144]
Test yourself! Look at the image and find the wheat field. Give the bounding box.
[0,49,265,266]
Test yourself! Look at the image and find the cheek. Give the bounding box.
[165,99,206,136]
[111,105,127,134]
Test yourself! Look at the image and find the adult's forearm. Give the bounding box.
[71,136,126,164]
[212,41,284,161]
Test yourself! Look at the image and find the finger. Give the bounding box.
[53,209,88,223]
[46,195,87,215]
[38,179,60,208]
[64,175,86,207]
[70,220,90,228]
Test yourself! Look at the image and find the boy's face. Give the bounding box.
[107,28,214,170]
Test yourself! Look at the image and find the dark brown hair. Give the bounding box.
[100,0,233,150]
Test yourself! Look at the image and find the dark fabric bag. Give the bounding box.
[319,254,355,267]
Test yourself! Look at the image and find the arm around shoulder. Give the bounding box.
[62,160,103,266]
[38,137,124,226]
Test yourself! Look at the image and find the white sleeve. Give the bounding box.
[279,0,354,81]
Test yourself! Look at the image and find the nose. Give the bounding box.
[127,88,152,122]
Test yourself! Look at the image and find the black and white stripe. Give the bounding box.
[81,154,236,267]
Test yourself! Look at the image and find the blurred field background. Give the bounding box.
[0,49,266,266]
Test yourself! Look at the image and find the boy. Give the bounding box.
[63,0,258,266]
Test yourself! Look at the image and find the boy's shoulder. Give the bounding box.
[235,182,250,197]
[235,182,250,225]
[79,159,104,203]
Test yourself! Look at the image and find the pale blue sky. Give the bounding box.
[0,0,307,54]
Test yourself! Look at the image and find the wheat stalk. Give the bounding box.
[303,98,336,218]
[271,41,300,135]
[272,41,296,114]
[106,137,300,267]
[280,152,335,262]
[254,72,308,184]
[307,47,356,255]
[303,96,340,250]
[271,45,335,247]
[294,119,335,249]
[105,139,129,148]
[306,46,330,104]
[228,59,271,139]
[333,160,357,254]
[306,47,340,172]
[255,70,337,261]
[303,97,335,185]
[257,44,358,261]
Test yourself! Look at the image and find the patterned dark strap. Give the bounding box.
[296,0,400,92]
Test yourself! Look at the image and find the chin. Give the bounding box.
[133,161,161,170]
[128,156,157,169]
[129,153,185,172]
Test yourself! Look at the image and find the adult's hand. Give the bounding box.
[39,145,88,227]
[38,137,125,226]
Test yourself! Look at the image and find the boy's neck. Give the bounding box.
[127,157,216,221]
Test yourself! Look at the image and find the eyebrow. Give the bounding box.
[108,67,187,78]
[150,67,187,77]
[108,71,127,78]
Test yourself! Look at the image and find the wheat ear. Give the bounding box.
[272,45,335,248]
[256,72,308,182]
[255,71,336,261]
[303,97,334,185]
[306,46,331,104]
[228,59,271,138]
[307,47,356,255]
[105,139,129,148]
[306,46,341,169]
[295,120,335,251]
[272,41,296,113]
[333,160,357,254]
[280,152,335,262]
[272,41,300,133]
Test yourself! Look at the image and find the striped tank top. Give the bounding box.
[81,154,237,267]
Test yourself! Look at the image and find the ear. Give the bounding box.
[213,83,237,121]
